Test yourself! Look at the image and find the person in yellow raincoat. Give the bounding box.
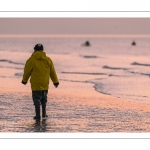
[22,44,59,120]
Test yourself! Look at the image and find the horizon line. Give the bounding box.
[0,34,150,38]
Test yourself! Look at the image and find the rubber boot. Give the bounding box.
[33,105,41,120]
[42,104,48,118]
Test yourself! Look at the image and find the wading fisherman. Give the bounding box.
[21,44,59,120]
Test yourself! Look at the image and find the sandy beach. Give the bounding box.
[0,77,150,132]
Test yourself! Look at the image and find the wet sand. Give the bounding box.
[0,77,150,132]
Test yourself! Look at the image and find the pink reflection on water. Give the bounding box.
[0,67,150,132]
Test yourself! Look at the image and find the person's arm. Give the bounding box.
[22,58,34,85]
[49,59,59,88]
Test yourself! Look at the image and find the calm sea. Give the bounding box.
[1,35,150,103]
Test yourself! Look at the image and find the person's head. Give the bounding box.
[34,44,44,51]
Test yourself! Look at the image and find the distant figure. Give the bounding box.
[132,41,136,46]
[21,44,59,120]
[85,41,90,46]
[82,41,90,46]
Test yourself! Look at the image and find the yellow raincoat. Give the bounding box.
[22,51,59,91]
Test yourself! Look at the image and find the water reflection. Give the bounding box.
[41,119,47,132]
[1,87,150,132]
[33,119,47,132]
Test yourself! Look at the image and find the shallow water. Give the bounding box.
[1,36,150,102]
[1,35,150,132]
[0,83,150,132]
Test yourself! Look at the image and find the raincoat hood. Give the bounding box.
[32,51,46,60]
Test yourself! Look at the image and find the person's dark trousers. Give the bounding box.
[42,104,47,117]
[34,105,40,120]
[32,90,48,119]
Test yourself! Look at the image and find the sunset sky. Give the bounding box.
[1,18,150,35]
